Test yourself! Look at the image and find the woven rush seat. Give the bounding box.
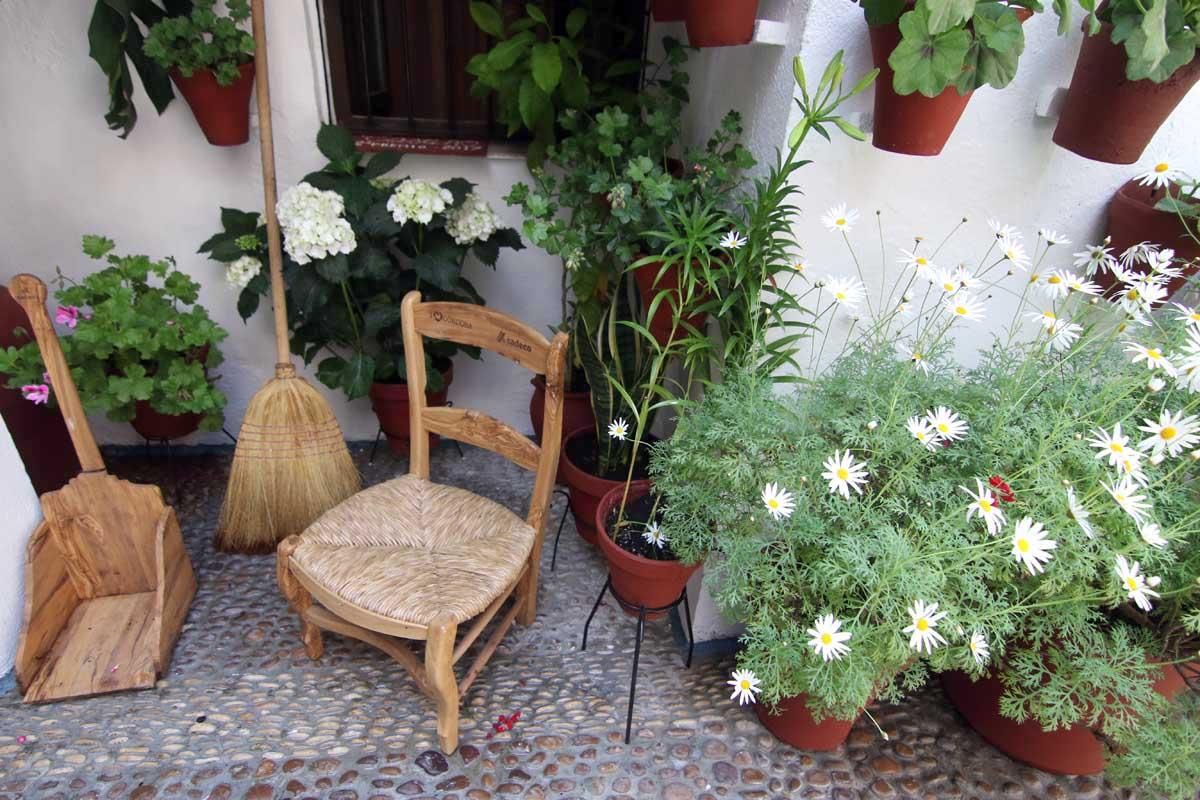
[290,474,536,626]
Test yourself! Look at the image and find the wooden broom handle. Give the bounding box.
[9,274,105,472]
[251,0,291,368]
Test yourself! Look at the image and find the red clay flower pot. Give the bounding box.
[594,483,699,618]
[369,365,453,456]
[529,375,595,484]
[130,402,203,441]
[1097,178,1200,298]
[559,426,644,544]
[169,61,256,146]
[868,9,1031,156]
[1054,25,1200,164]
[652,0,687,21]
[754,694,858,751]
[632,259,709,348]
[684,0,759,47]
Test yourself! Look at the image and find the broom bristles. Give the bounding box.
[216,368,361,554]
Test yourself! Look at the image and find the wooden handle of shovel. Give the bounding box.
[9,274,105,472]
[250,0,292,369]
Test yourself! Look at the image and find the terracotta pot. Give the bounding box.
[530,375,595,484]
[754,694,857,751]
[369,365,453,456]
[594,483,699,618]
[868,9,1032,156]
[129,402,202,440]
[1054,25,1200,164]
[559,426,644,544]
[632,259,709,347]
[684,0,759,48]
[941,660,1198,775]
[169,61,256,146]
[1097,178,1200,298]
[652,0,686,21]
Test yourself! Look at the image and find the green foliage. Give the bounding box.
[199,124,521,400]
[88,0,192,137]
[1058,0,1199,82]
[1107,691,1200,800]
[0,236,227,430]
[143,0,255,86]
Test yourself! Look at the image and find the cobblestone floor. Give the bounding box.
[0,444,1136,800]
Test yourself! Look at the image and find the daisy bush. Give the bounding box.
[653,217,1200,795]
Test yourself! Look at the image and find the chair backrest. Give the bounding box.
[400,291,569,534]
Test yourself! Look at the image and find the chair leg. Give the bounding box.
[426,613,459,754]
[276,536,323,660]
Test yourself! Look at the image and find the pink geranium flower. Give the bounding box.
[21,384,50,405]
[55,305,81,328]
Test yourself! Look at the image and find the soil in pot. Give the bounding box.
[560,426,655,543]
[633,259,709,347]
[1098,178,1200,299]
[370,364,453,456]
[1054,25,1200,165]
[754,694,858,751]
[684,0,759,48]
[596,485,699,618]
[530,370,595,485]
[130,402,203,441]
[170,61,257,146]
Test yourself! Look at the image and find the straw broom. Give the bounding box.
[215,0,360,553]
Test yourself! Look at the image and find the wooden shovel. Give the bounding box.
[9,274,196,703]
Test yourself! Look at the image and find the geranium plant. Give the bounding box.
[0,235,228,430]
[200,124,521,398]
[1056,0,1199,81]
[143,0,255,86]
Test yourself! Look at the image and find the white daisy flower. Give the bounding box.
[1172,302,1200,327]
[998,236,1031,271]
[642,522,667,549]
[1047,319,1083,353]
[607,417,629,441]
[1138,521,1169,549]
[1147,248,1183,278]
[1118,281,1169,316]
[727,669,761,705]
[822,450,869,499]
[1179,327,1200,374]
[906,416,938,451]
[1073,243,1117,276]
[927,406,969,442]
[898,249,936,276]
[1148,376,1166,392]
[1011,517,1057,575]
[1134,156,1181,190]
[987,219,1018,240]
[1114,554,1161,612]
[952,265,979,290]
[1116,449,1149,486]
[1105,477,1152,524]
[825,276,866,310]
[821,204,859,233]
[806,614,852,661]
[1138,409,1200,457]
[967,631,990,666]
[963,478,1006,536]
[1089,423,1133,467]
[1028,309,1059,331]
[1119,242,1158,270]
[1065,273,1102,296]
[720,230,747,250]
[1066,486,1095,539]
[1039,228,1070,246]
[761,482,795,520]
[909,351,930,374]
[931,268,961,294]
[1124,341,1176,375]
[1037,270,1074,300]
[943,292,986,322]
[1177,365,1200,394]
[903,600,949,654]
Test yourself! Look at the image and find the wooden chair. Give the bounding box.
[276,291,567,753]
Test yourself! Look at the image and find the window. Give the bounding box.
[320,0,648,154]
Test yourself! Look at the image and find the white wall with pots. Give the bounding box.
[0,417,41,677]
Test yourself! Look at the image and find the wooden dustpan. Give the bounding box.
[9,274,196,703]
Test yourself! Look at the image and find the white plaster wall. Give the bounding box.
[0,417,41,677]
[0,2,562,445]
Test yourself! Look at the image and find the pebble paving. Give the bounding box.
[0,444,1137,799]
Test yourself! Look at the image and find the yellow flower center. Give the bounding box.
[942,282,956,292]
[1148,348,1162,359]
[969,641,978,652]
[835,292,847,301]
[820,633,833,646]
[917,432,927,441]
[836,467,849,481]
[937,423,950,433]
[1110,442,1124,453]
[916,619,929,632]
[955,305,968,316]
[740,680,751,689]
[1043,311,1057,320]
[836,217,846,227]
[1128,289,1141,301]
[916,258,928,266]
[912,353,923,361]
[979,498,993,513]
[1126,576,1140,591]
[1189,312,1200,321]
[1017,537,1030,553]
[768,498,779,509]
[1047,275,1062,285]
[1155,162,1170,173]
[1161,426,1178,441]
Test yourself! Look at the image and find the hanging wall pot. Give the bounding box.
[684,0,759,47]
[1053,25,1200,165]
[1097,178,1200,298]
[170,61,257,146]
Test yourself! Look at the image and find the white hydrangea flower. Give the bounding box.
[225,255,262,290]
[276,183,357,265]
[388,178,453,226]
[446,192,501,246]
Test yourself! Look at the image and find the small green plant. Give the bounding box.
[143,0,255,86]
[0,235,228,430]
[1056,0,1199,82]
[860,0,1044,96]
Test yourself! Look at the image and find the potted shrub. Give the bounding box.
[684,0,760,48]
[0,235,228,439]
[143,0,257,146]
[1053,0,1200,164]
[858,0,1039,156]
[201,124,521,455]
